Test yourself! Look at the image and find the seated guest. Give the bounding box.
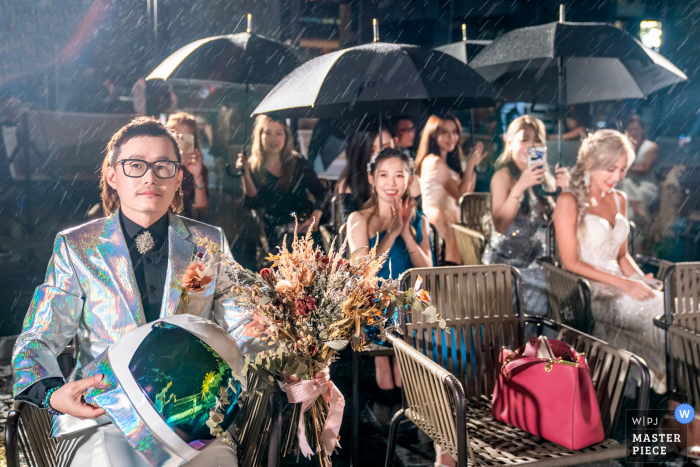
[389,116,417,157]
[347,148,432,392]
[416,114,486,265]
[237,115,328,252]
[166,112,209,220]
[336,129,394,221]
[619,115,658,220]
[553,129,665,393]
[485,115,569,318]
[11,116,260,466]
[548,105,588,141]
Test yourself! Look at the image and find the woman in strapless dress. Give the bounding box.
[553,129,665,394]
[415,115,487,265]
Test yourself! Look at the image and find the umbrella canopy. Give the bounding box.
[146,33,307,86]
[469,21,687,105]
[434,39,493,64]
[253,42,496,119]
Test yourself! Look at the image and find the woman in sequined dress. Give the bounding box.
[483,115,569,317]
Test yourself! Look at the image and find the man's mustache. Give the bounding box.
[136,187,165,195]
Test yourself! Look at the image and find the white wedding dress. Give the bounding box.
[577,191,666,393]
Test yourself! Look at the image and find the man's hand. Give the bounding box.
[49,374,106,420]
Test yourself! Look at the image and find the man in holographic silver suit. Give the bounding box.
[11,116,255,466]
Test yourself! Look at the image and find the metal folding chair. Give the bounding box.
[385,265,650,467]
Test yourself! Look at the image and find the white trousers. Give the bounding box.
[58,424,238,467]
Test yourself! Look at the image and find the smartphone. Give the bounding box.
[177,133,195,155]
[527,146,546,168]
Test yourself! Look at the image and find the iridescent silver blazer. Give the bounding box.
[12,209,257,396]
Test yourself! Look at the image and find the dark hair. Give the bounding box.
[388,116,413,138]
[339,130,379,201]
[365,147,418,238]
[566,105,590,129]
[367,147,414,177]
[101,116,183,216]
[624,114,645,131]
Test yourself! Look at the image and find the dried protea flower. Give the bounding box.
[299,267,316,288]
[260,268,277,287]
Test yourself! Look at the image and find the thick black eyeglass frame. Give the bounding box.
[116,159,181,179]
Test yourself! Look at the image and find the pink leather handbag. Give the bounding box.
[491,337,604,450]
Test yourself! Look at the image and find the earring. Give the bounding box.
[584,171,598,207]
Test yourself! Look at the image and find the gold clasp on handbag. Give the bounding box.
[502,351,515,370]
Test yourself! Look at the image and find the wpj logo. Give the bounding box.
[626,406,692,462]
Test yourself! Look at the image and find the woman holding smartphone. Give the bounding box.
[484,115,569,315]
[167,113,209,219]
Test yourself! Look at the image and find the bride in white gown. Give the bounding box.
[552,129,666,394]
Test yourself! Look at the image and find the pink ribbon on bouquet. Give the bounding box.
[283,379,345,458]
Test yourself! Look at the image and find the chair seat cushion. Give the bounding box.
[407,396,627,466]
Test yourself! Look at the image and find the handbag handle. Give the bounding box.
[501,340,583,379]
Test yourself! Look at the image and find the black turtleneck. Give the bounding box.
[120,210,169,323]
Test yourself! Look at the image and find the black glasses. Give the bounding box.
[116,159,181,179]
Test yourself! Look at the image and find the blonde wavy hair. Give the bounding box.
[249,115,298,190]
[495,115,556,213]
[569,129,635,223]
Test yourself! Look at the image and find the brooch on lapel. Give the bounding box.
[135,231,155,254]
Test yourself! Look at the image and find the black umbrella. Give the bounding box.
[252,42,496,119]
[146,32,307,87]
[147,32,308,172]
[470,17,687,162]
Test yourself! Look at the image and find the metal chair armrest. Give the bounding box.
[389,334,472,466]
[653,315,671,331]
[5,407,20,467]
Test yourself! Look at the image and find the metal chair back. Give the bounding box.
[399,265,522,400]
[428,223,441,266]
[451,224,485,266]
[6,402,58,467]
[458,193,491,235]
[539,258,593,333]
[670,262,700,332]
